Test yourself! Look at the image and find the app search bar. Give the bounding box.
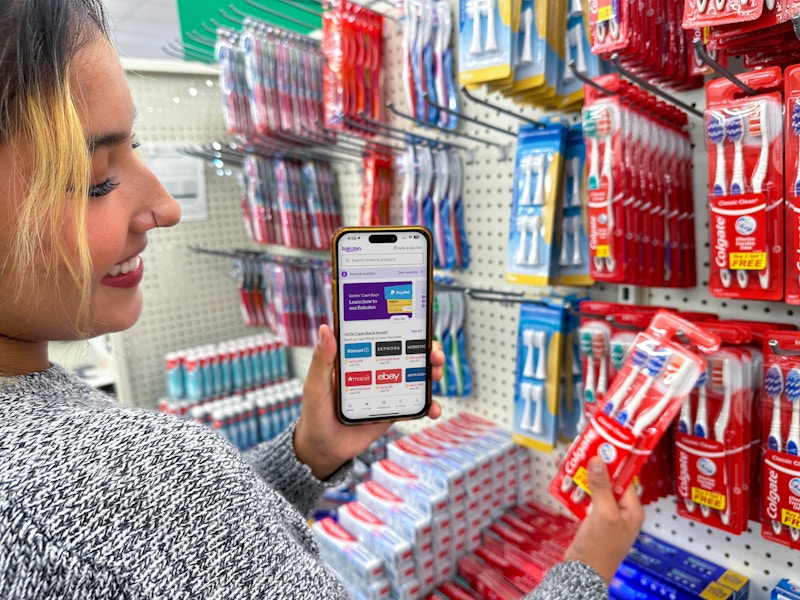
[342,252,425,266]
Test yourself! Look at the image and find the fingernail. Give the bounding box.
[317,325,326,347]
[589,458,605,474]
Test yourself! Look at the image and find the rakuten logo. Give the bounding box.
[345,371,372,386]
[376,369,402,384]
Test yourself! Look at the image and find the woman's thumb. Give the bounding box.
[586,456,614,505]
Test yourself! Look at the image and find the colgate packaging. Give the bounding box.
[705,67,784,301]
[674,323,754,535]
[550,311,720,519]
[759,331,800,551]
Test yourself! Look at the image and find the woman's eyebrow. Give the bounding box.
[87,130,131,151]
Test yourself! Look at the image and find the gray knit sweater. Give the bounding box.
[0,365,607,599]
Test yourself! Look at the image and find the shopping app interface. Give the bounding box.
[337,233,429,420]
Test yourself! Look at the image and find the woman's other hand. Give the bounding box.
[563,456,645,585]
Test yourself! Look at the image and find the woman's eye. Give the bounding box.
[89,178,120,198]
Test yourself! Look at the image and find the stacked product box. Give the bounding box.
[772,579,800,600]
[318,414,536,599]
[311,517,390,599]
[428,501,574,600]
[612,533,750,600]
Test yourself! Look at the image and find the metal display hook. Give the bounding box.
[228,3,317,31]
[610,55,704,118]
[567,61,615,96]
[385,102,509,160]
[422,93,517,138]
[690,39,757,96]
[459,86,546,128]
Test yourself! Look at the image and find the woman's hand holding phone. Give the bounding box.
[294,324,444,480]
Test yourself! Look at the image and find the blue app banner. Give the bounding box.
[344,342,372,359]
[405,367,427,383]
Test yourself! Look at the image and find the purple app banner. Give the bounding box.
[343,281,411,321]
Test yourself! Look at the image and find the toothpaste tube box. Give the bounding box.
[387,437,465,496]
[614,559,698,600]
[429,580,481,600]
[356,480,433,556]
[624,546,739,600]
[633,533,749,600]
[312,518,384,587]
[337,501,415,571]
[335,573,391,600]
[773,578,800,600]
[370,458,450,517]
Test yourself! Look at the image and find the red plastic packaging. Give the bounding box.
[550,311,721,520]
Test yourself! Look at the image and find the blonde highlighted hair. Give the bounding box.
[0,0,110,335]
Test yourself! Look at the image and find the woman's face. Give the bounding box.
[0,35,181,371]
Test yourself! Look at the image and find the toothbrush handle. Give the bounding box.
[713,142,727,196]
[484,0,497,52]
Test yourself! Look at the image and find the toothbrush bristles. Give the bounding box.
[707,114,725,144]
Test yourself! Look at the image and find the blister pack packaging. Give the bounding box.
[550,311,720,519]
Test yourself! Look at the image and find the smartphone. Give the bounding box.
[331,226,434,425]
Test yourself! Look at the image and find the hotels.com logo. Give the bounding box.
[345,371,372,386]
[376,369,402,384]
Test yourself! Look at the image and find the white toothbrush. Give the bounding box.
[469,0,482,56]
[764,365,784,535]
[750,100,771,290]
[602,346,648,419]
[559,217,572,267]
[527,213,542,266]
[484,0,498,53]
[530,384,544,434]
[533,330,547,380]
[519,155,534,206]
[532,154,547,206]
[519,7,533,65]
[712,359,732,525]
[569,0,583,17]
[631,359,696,437]
[522,328,536,378]
[520,381,533,430]
[571,214,584,266]
[514,216,529,265]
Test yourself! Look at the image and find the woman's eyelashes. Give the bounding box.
[89,178,120,197]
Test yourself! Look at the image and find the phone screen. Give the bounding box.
[333,227,432,423]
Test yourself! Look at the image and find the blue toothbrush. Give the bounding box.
[603,347,648,418]
[616,352,669,426]
[792,99,800,198]
[708,113,727,197]
[765,365,784,535]
[726,110,745,195]
[786,368,800,541]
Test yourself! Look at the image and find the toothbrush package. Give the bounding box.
[705,67,784,301]
[432,280,473,397]
[556,125,592,287]
[512,299,568,451]
[458,0,516,86]
[759,331,800,551]
[674,323,754,535]
[550,311,720,520]
[505,121,568,287]
[785,64,800,304]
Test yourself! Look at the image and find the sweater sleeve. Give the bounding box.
[242,419,352,516]
[524,561,608,600]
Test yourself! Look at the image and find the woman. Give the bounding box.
[0,1,642,598]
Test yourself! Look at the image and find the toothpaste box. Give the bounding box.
[387,437,465,496]
[337,501,415,571]
[370,458,450,517]
[615,559,698,600]
[624,547,739,600]
[356,480,433,556]
[312,518,384,587]
[773,578,800,600]
[633,533,749,600]
[335,573,391,600]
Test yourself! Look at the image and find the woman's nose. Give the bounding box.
[143,165,182,230]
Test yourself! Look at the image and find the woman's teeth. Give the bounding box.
[108,256,140,277]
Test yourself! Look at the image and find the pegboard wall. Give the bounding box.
[112,2,798,596]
